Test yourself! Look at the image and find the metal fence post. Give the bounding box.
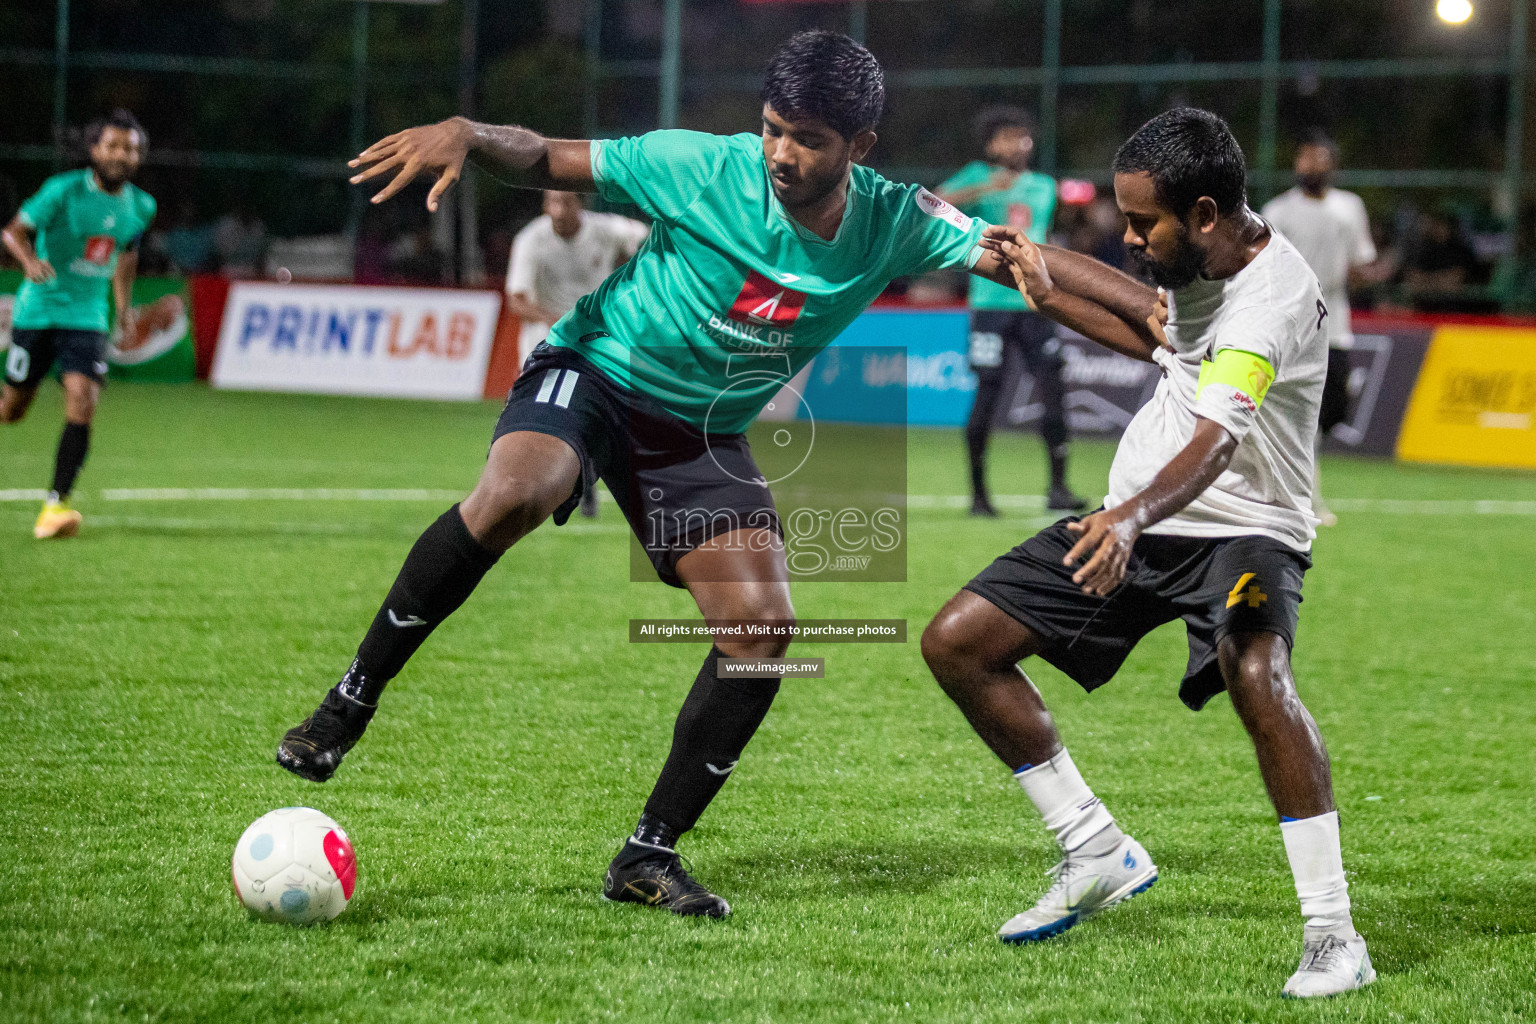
[1257,0,1281,203]
[346,1,369,241]
[1503,0,1528,247]
[458,0,482,284]
[52,0,69,169]
[660,0,682,129]
[1041,0,1060,175]
[584,0,603,136]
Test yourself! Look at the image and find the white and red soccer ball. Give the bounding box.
[232,807,357,924]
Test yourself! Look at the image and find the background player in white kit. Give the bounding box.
[922,109,1374,999]
[1262,132,1377,526]
[504,190,648,516]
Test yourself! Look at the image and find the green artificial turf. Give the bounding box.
[2,382,1534,1023]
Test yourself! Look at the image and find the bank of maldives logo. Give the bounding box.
[728,270,807,327]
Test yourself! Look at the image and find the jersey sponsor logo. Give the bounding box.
[82,235,115,265]
[1006,202,1034,231]
[914,187,973,231]
[1225,572,1268,609]
[1231,390,1258,413]
[728,270,807,327]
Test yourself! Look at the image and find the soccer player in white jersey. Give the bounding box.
[504,190,648,514]
[923,108,1374,998]
[1262,131,1377,525]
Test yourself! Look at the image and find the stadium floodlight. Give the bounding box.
[1436,0,1473,24]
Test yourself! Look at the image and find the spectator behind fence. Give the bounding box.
[1261,130,1378,526]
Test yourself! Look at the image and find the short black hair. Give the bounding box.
[86,108,147,149]
[974,105,1035,149]
[761,30,885,140]
[1298,127,1338,157]
[1112,107,1246,218]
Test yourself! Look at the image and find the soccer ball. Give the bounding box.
[232,807,357,924]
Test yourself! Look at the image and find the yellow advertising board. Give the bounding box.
[1397,326,1536,469]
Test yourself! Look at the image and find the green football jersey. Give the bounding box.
[549,130,989,433]
[938,161,1056,311]
[13,169,157,332]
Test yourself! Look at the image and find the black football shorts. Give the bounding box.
[964,512,1311,710]
[492,342,781,588]
[5,327,109,387]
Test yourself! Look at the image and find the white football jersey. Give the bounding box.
[1261,188,1375,349]
[505,211,649,346]
[1106,231,1328,551]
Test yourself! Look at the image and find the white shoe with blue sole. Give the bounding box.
[997,835,1158,943]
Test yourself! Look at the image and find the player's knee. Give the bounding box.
[1222,638,1300,724]
[921,609,980,687]
[715,609,795,659]
[464,476,558,549]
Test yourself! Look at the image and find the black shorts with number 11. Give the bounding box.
[492,342,782,588]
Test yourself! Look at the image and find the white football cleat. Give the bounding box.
[997,835,1158,943]
[1281,928,1376,998]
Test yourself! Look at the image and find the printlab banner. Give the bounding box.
[212,282,500,400]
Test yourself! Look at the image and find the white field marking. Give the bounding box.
[78,514,629,537]
[98,487,468,501]
[907,496,1536,516]
[3,490,1532,516]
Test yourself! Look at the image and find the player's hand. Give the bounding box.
[1063,506,1140,596]
[349,117,472,211]
[1147,287,1171,350]
[116,306,138,343]
[24,258,56,284]
[980,225,1053,309]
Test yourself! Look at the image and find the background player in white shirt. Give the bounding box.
[1262,132,1378,525]
[922,108,1374,999]
[504,190,648,514]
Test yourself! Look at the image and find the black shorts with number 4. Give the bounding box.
[964,513,1311,710]
[492,342,781,588]
[5,327,110,387]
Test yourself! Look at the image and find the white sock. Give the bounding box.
[1014,748,1121,855]
[1280,811,1354,935]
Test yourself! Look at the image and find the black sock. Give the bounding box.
[51,422,90,499]
[641,645,781,836]
[352,504,500,686]
[1048,445,1069,490]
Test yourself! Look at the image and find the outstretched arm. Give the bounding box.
[1062,417,1237,596]
[349,117,595,211]
[972,228,1165,362]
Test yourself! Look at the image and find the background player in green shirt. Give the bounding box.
[1,109,156,539]
[277,32,1163,917]
[939,107,1086,516]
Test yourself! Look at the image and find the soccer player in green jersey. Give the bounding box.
[938,106,1086,517]
[277,31,1163,916]
[1,109,156,539]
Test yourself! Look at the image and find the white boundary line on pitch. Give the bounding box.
[2,489,1535,515]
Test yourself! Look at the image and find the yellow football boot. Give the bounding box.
[34,499,83,539]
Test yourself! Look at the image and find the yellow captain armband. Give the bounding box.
[1195,348,1276,410]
